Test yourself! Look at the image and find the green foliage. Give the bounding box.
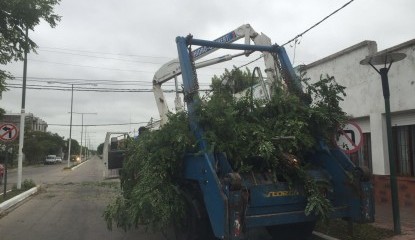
[105,68,347,232]
[23,130,67,163]
[22,179,36,189]
[211,66,257,94]
[97,143,104,155]
[304,74,347,144]
[0,0,61,112]
[68,138,80,155]
[0,0,61,63]
[104,112,194,231]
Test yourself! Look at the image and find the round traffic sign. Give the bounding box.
[0,123,19,142]
[335,122,363,154]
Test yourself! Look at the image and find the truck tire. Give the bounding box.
[266,221,316,240]
[163,186,216,240]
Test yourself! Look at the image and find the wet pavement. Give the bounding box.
[373,203,415,240]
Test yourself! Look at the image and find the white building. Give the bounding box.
[303,39,415,209]
[1,112,48,132]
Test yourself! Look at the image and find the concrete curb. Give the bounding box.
[0,186,39,215]
[71,159,88,171]
[313,231,340,240]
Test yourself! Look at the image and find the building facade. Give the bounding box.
[1,113,48,132]
[303,39,415,209]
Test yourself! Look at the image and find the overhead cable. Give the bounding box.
[235,0,355,69]
[281,0,355,47]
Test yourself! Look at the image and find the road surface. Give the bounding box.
[0,156,164,240]
[3,160,71,192]
[0,156,293,240]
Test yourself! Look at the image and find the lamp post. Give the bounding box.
[47,82,97,167]
[360,52,406,234]
[73,112,97,162]
[68,84,73,168]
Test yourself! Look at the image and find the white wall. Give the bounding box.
[303,39,415,175]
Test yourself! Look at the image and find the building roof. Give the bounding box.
[306,40,377,69]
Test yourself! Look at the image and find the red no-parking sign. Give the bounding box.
[335,122,363,154]
[0,123,19,142]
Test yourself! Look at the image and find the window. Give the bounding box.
[392,125,415,177]
[348,133,372,173]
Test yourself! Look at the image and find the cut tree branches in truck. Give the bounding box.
[105,26,374,240]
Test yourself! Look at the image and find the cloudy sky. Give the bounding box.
[1,0,414,149]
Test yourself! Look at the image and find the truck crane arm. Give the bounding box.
[153,24,280,125]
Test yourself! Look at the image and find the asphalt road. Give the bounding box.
[0,156,318,240]
[0,156,164,240]
[2,160,71,192]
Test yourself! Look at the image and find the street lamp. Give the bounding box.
[72,112,97,162]
[360,51,406,234]
[47,82,97,167]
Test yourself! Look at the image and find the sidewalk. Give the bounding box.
[372,203,415,240]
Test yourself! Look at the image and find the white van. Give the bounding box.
[45,155,57,164]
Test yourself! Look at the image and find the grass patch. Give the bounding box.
[315,219,395,240]
[0,179,36,204]
[0,189,27,204]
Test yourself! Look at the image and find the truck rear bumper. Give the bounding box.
[245,205,349,228]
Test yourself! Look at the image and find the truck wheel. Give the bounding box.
[163,188,215,240]
[266,221,316,240]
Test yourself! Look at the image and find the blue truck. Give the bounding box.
[160,34,375,240]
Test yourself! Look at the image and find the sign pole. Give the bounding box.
[3,146,8,199]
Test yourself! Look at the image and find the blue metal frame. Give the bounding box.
[176,36,374,239]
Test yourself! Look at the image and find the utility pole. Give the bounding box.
[47,82,97,167]
[73,112,97,161]
[67,84,74,168]
[84,126,87,159]
[17,26,29,190]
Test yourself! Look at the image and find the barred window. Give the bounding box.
[348,133,372,173]
[392,125,415,177]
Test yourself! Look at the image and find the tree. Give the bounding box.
[210,66,256,94]
[0,0,61,111]
[97,143,104,155]
[67,139,80,156]
[23,130,65,164]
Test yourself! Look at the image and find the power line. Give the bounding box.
[39,49,167,64]
[39,46,172,59]
[236,55,263,69]
[46,122,151,127]
[234,0,355,69]
[6,84,161,92]
[281,0,355,47]
[27,59,156,73]
[6,84,211,93]
[8,77,209,87]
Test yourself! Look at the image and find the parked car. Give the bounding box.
[55,156,63,163]
[45,155,57,165]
